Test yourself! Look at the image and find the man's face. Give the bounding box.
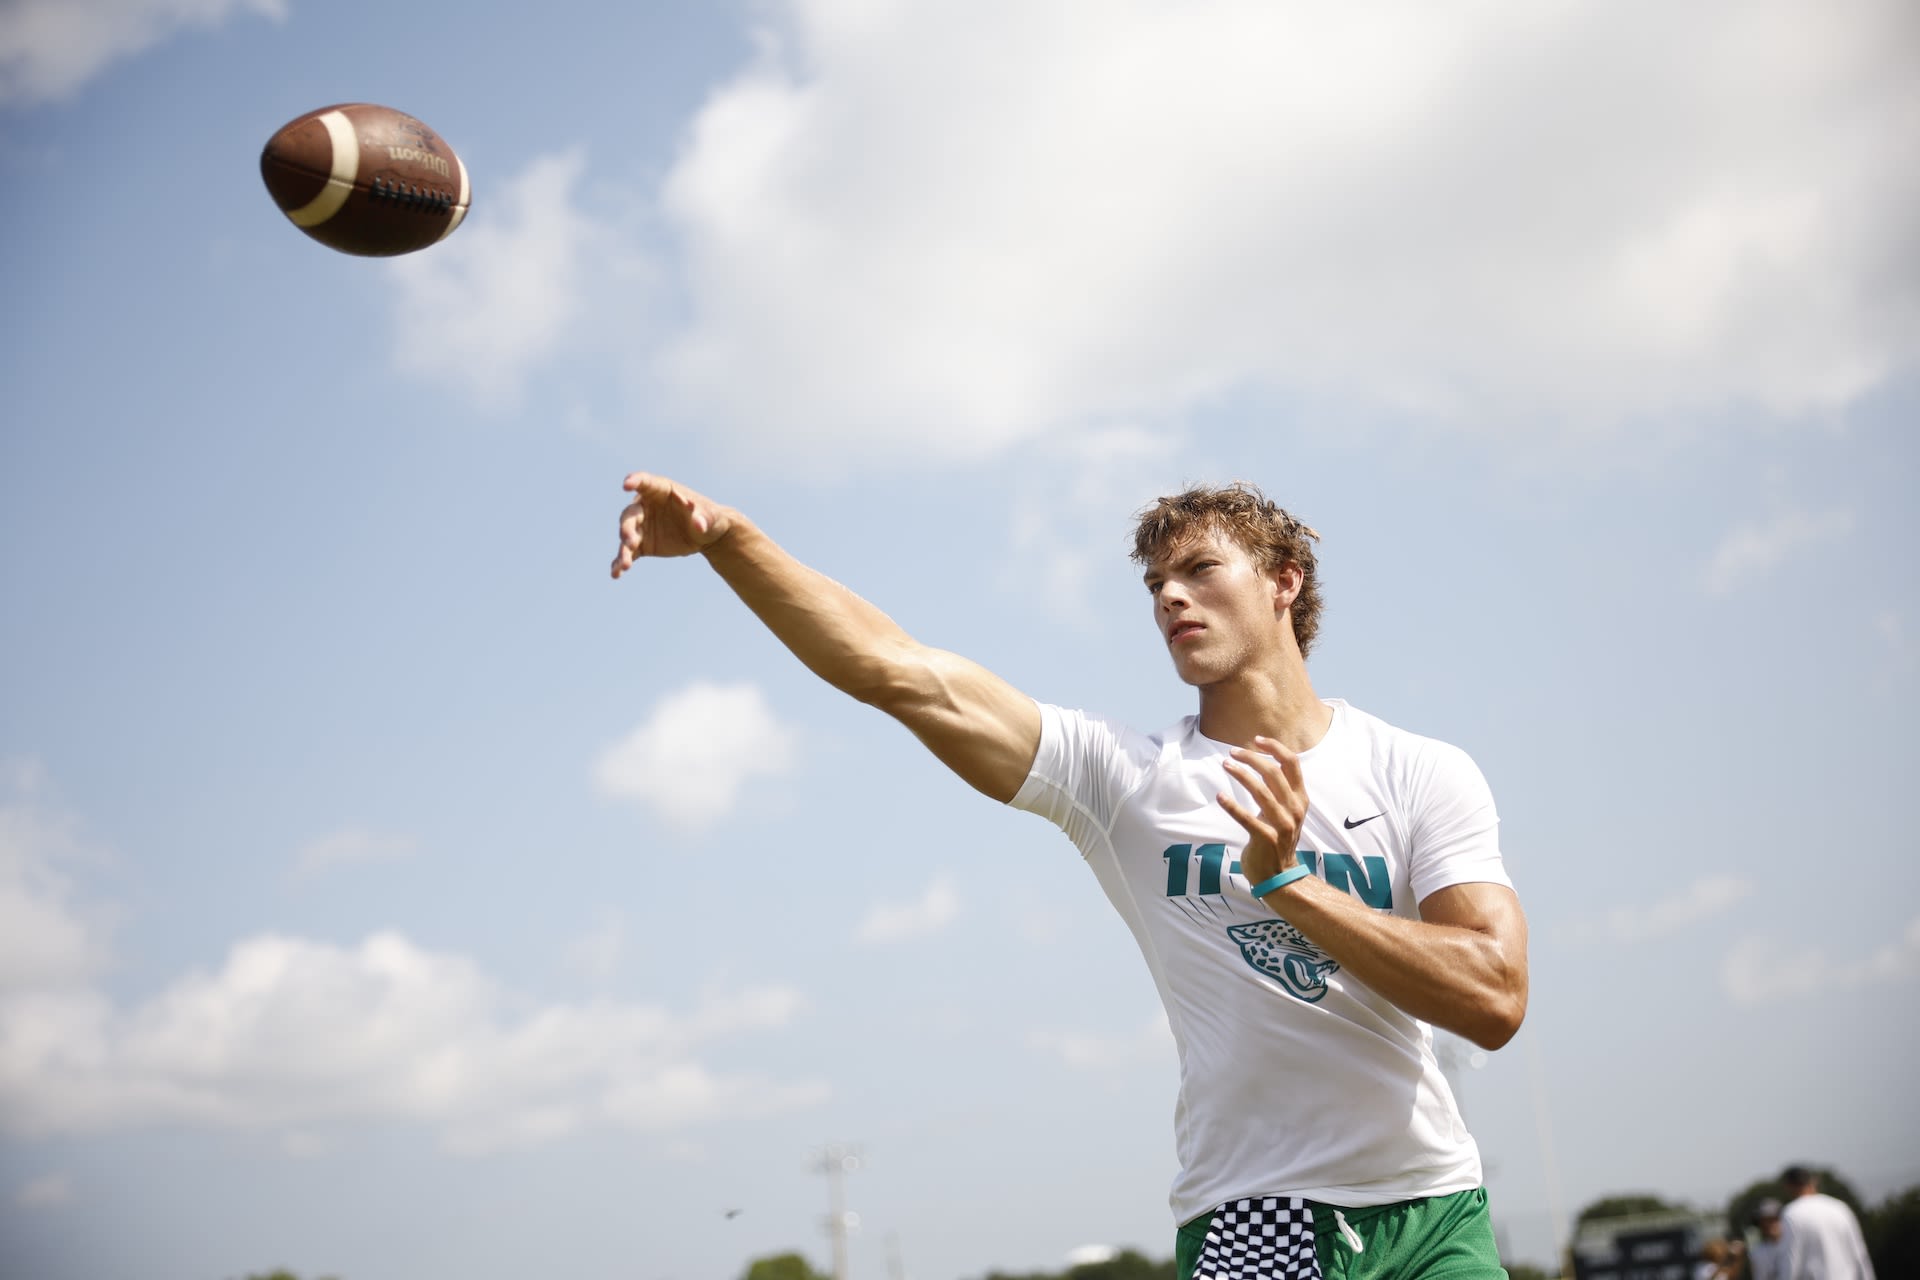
[1758,1217,1781,1242]
[1142,526,1291,686]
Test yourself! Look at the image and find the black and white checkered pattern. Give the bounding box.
[1193,1196,1321,1280]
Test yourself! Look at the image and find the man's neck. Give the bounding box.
[1194,661,1332,751]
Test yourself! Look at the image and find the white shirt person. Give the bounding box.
[610,474,1529,1276]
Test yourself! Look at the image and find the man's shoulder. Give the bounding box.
[1032,702,1194,776]
[1329,700,1482,781]
[1017,703,1195,819]
[1813,1192,1861,1219]
[1784,1193,1853,1222]
[1335,699,1466,751]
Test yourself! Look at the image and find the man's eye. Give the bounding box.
[1147,582,1163,595]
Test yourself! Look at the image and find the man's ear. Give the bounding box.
[1270,561,1304,613]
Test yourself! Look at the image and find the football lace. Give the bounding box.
[369,174,454,213]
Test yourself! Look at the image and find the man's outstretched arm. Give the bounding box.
[611,472,1040,803]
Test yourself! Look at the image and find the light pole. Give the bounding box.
[811,1143,863,1280]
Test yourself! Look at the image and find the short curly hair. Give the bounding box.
[1130,482,1325,658]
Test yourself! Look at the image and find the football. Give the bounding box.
[260,103,470,257]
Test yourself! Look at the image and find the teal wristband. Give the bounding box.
[1249,865,1312,898]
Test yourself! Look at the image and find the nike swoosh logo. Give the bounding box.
[1343,813,1384,829]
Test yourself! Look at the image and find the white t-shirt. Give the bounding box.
[1010,697,1512,1223]
[1779,1194,1876,1280]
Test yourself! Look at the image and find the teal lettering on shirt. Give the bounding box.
[1162,843,1191,895]
[1196,843,1229,895]
[1162,844,1393,910]
[1321,853,1392,909]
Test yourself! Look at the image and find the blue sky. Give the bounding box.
[2,2,1917,1278]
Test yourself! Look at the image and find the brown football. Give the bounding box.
[260,103,471,257]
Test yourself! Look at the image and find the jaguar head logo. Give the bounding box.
[1228,918,1340,1003]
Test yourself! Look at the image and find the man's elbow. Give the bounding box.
[1465,993,1526,1051]
[1460,906,1529,1051]
[1461,966,1528,1050]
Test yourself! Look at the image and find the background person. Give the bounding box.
[1749,1198,1786,1280]
[1779,1166,1875,1280]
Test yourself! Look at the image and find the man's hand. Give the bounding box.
[611,472,736,579]
[1219,737,1308,887]
[1221,736,1529,1047]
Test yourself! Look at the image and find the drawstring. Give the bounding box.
[1333,1209,1366,1254]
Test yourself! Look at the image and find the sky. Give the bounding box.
[2,1,1917,1278]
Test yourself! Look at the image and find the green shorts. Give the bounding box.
[1176,1187,1507,1280]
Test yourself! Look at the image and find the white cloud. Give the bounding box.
[1,929,825,1149]
[292,827,418,877]
[0,0,286,104]
[594,681,800,829]
[854,875,959,945]
[1722,915,1920,1007]
[1066,1245,1119,1266]
[655,0,1920,461]
[1704,508,1856,595]
[390,148,646,410]
[1029,1010,1173,1071]
[0,778,826,1150]
[1567,875,1755,945]
[15,1171,73,1207]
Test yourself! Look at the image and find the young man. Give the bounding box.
[1778,1167,1876,1280]
[1749,1199,1786,1280]
[611,473,1528,1280]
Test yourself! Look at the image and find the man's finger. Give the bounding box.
[1239,744,1308,825]
[1254,736,1307,796]
[1223,758,1283,819]
[1217,792,1275,845]
[1232,749,1292,795]
[624,470,669,495]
